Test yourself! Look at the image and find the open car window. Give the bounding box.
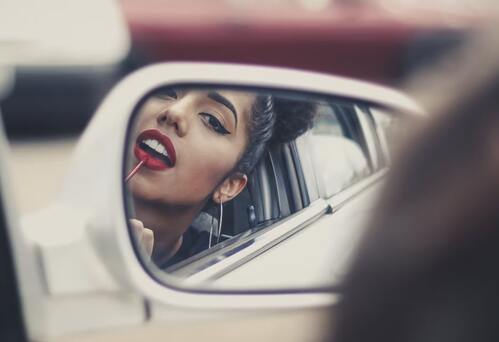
[310,101,373,198]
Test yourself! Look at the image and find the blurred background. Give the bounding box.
[1,0,497,213]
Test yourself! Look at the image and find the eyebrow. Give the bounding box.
[207,91,238,127]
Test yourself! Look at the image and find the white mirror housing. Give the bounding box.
[17,63,423,339]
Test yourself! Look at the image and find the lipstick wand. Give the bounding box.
[125,159,146,183]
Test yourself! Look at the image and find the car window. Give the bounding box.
[371,108,402,163]
[356,105,385,171]
[310,101,371,198]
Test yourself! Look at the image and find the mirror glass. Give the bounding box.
[124,85,407,291]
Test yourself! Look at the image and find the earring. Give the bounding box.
[208,206,215,248]
[208,201,224,249]
[216,201,223,244]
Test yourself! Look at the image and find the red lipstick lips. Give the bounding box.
[134,129,177,170]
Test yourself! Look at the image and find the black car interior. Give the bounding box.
[220,142,303,240]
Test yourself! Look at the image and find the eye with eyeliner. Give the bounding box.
[199,112,231,135]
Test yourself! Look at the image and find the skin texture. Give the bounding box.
[127,88,254,264]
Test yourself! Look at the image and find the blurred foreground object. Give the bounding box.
[332,23,499,342]
[120,0,494,84]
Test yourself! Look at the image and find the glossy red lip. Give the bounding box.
[134,129,177,171]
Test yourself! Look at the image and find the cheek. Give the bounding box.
[127,174,163,201]
[178,133,244,192]
[129,123,248,206]
[131,102,164,137]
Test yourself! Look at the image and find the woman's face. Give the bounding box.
[128,88,255,208]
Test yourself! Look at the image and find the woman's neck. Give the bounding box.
[132,198,204,264]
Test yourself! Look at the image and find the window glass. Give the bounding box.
[371,108,402,163]
[312,104,344,136]
[356,106,384,170]
[311,102,371,198]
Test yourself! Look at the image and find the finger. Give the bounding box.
[129,219,145,240]
[142,228,154,257]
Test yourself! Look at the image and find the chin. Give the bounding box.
[128,181,161,203]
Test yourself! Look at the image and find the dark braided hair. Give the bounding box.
[234,94,317,175]
[234,95,275,174]
[270,96,317,144]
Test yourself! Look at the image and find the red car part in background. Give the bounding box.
[121,0,483,85]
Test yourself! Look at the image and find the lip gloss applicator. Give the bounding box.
[125,158,147,183]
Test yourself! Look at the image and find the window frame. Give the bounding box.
[308,100,380,199]
[301,102,390,212]
[356,105,387,171]
[318,105,404,210]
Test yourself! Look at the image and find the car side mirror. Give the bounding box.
[19,63,423,338]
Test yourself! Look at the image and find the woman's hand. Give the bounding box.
[129,219,154,258]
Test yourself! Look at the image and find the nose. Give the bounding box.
[156,102,188,137]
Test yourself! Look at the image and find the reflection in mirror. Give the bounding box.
[124,85,406,290]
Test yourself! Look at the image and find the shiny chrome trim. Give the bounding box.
[168,199,329,283]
